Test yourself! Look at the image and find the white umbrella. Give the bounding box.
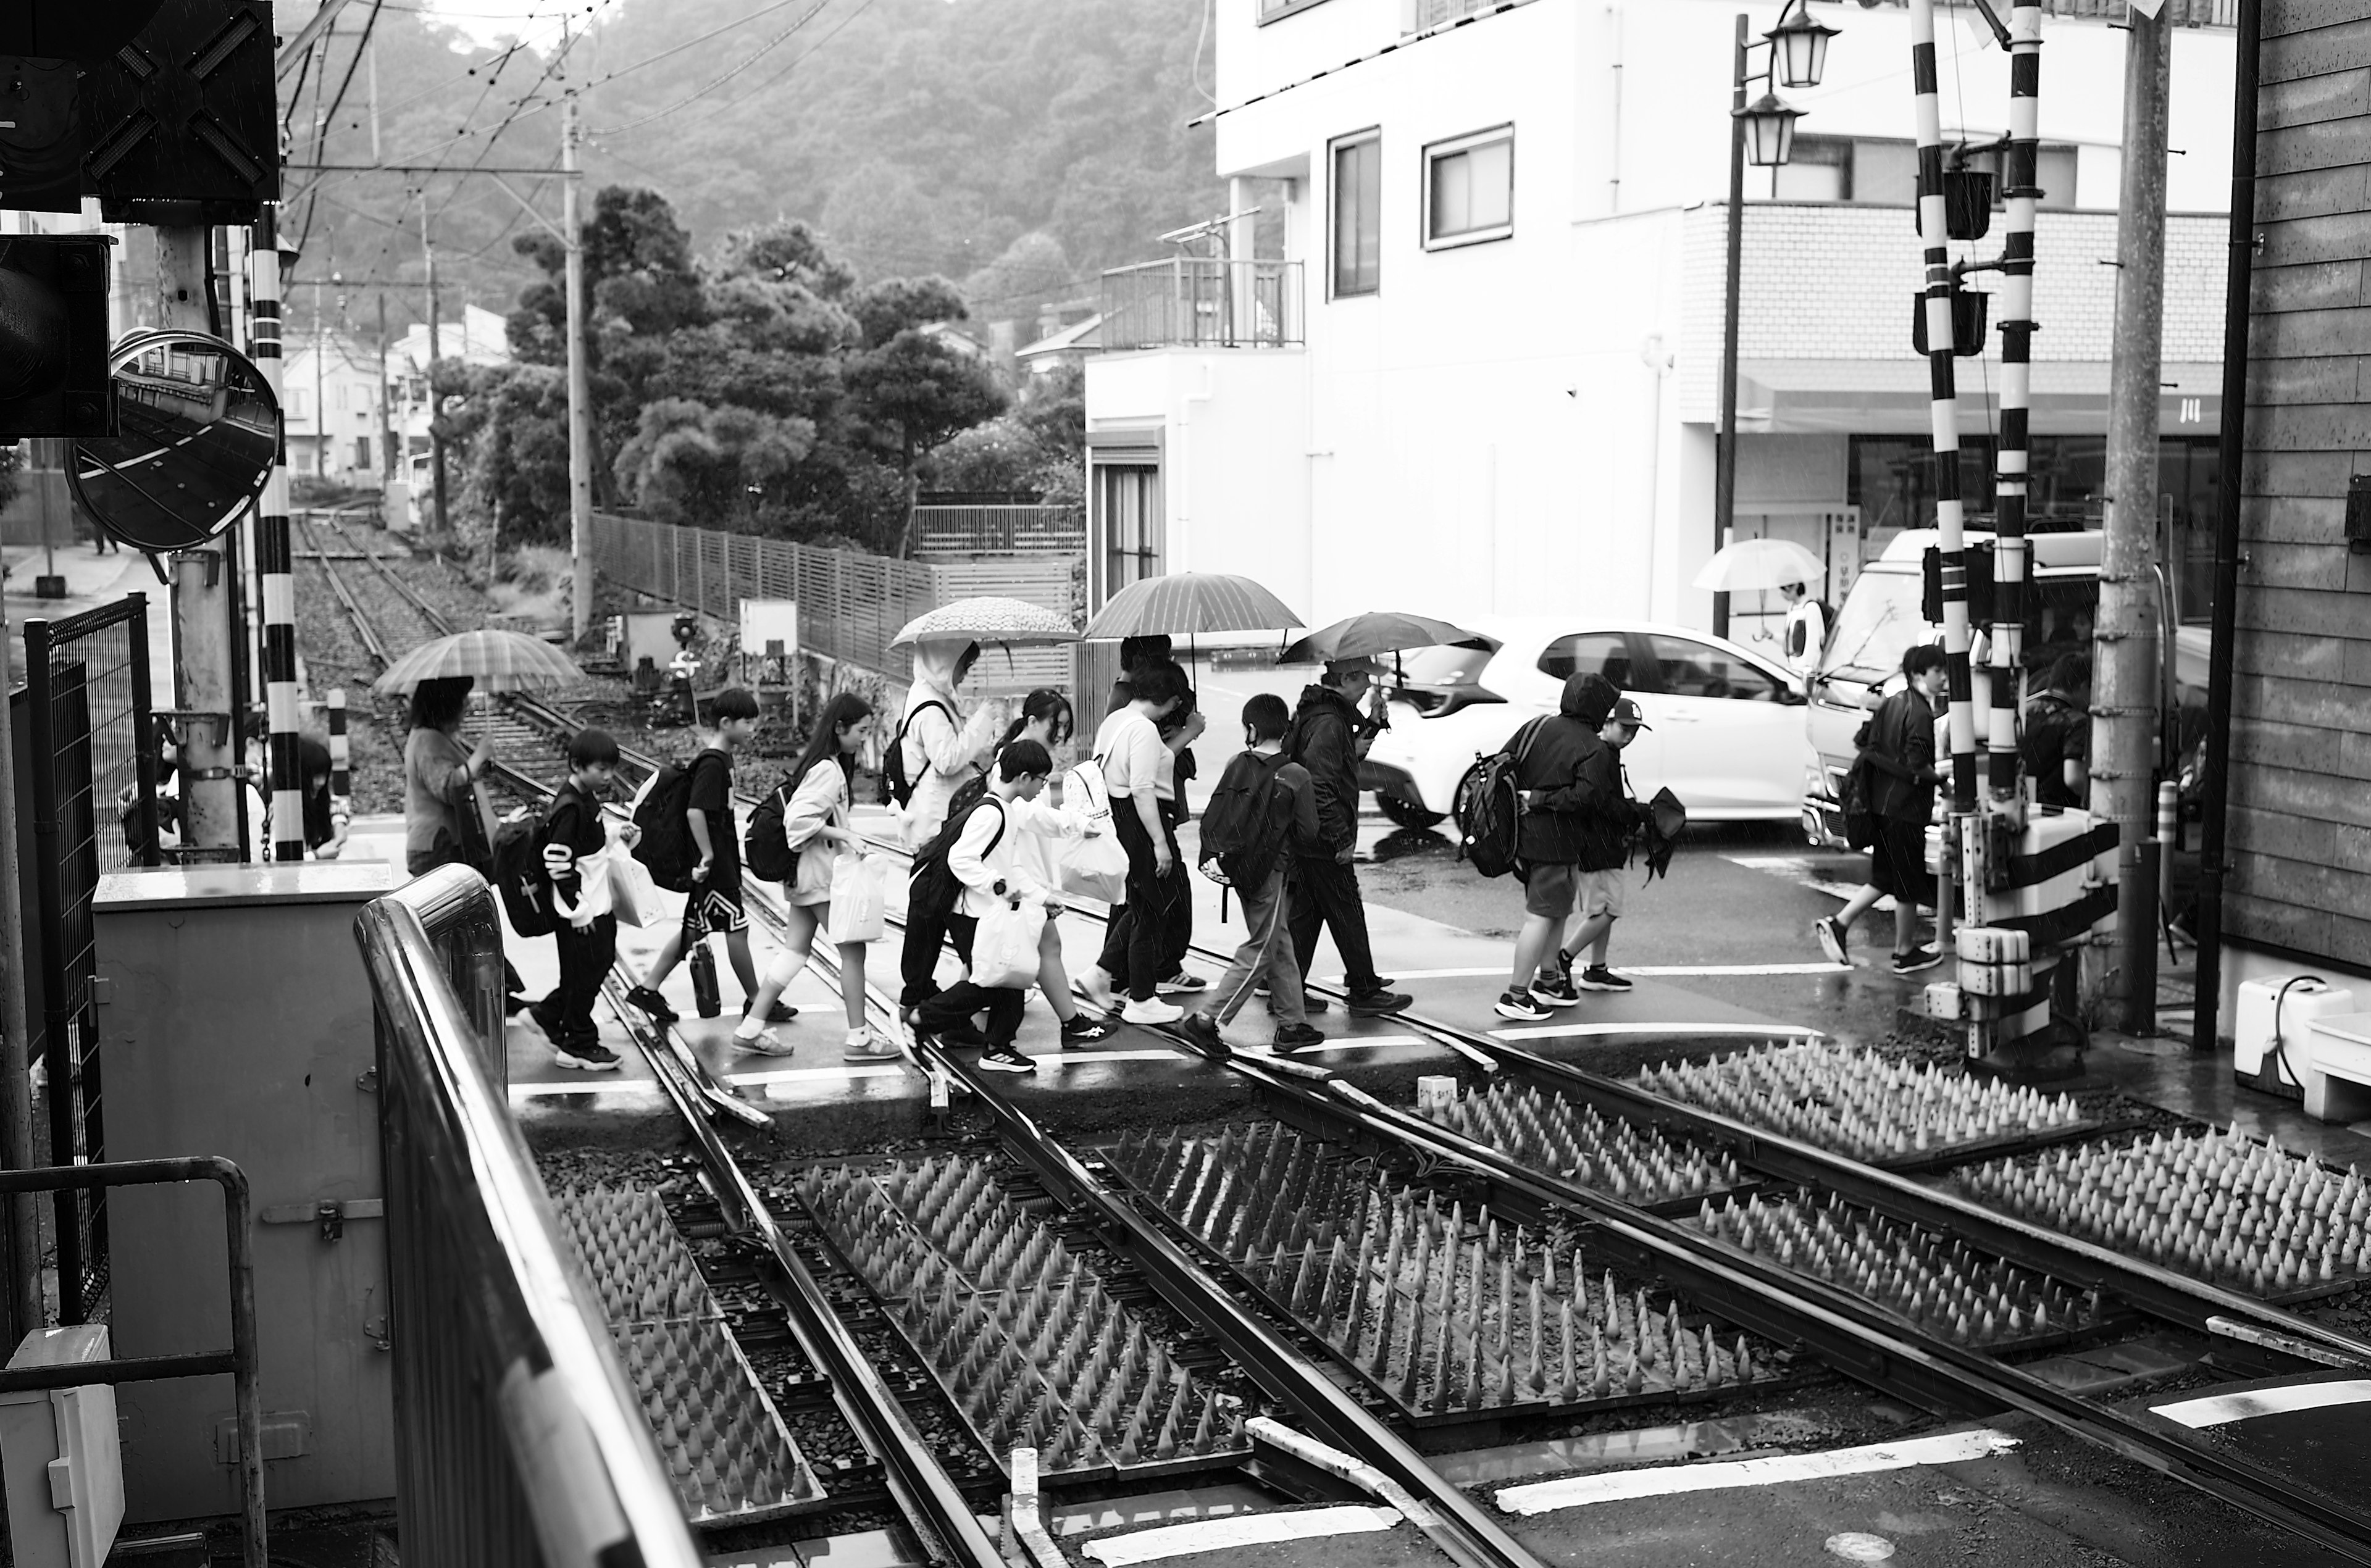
[891,596,1079,649]
[1693,538,1827,593]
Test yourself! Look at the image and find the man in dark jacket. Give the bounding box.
[2020,651,2089,809]
[1495,673,1623,1022]
[1815,643,1946,974]
[1284,657,1412,1015]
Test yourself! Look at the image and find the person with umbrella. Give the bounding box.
[401,673,528,1014]
[1285,657,1410,1017]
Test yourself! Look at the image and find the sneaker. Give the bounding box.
[935,1020,994,1049]
[1577,965,1633,993]
[1891,946,1944,975]
[730,1027,797,1057]
[1347,988,1412,1017]
[1494,988,1551,1022]
[1077,968,1118,1014]
[625,985,679,1024]
[1174,1013,1229,1058]
[554,1040,622,1071]
[526,1001,562,1039]
[1813,916,1849,967]
[1303,993,1331,1014]
[504,992,530,1019]
[1060,1012,1120,1044]
[743,999,799,1025]
[1529,972,1582,1008]
[843,1030,903,1062]
[1273,1022,1328,1054]
[977,1042,1037,1073]
[1155,972,1207,996]
[1121,996,1185,1025]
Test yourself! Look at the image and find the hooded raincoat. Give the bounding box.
[1515,673,1635,869]
[895,638,1002,849]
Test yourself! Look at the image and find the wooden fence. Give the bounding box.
[588,513,1077,693]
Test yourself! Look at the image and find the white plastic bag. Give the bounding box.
[606,840,658,928]
[822,854,889,946]
[1055,760,1129,903]
[969,898,1046,990]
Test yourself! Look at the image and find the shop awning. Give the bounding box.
[1735,359,2222,437]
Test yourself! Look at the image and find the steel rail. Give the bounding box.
[320,514,460,639]
[299,515,394,667]
[1202,1046,2371,1562]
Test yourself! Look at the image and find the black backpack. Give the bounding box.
[908,796,1006,921]
[1196,750,1294,893]
[492,806,558,936]
[745,769,800,883]
[1459,718,1545,880]
[630,756,700,891]
[878,699,953,808]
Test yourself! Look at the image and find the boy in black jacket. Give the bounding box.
[532,727,632,1070]
[1815,644,1946,974]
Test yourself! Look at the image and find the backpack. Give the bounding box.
[745,770,800,884]
[492,805,558,937]
[878,699,953,808]
[630,756,700,892]
[1459,719,1546,879]
[908,796,1006,922]
[1838,754,1880,851]
[1196,750,1294,894]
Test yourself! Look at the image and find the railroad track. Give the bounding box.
[413,630,2371,1558]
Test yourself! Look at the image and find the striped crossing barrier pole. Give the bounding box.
[1989,3,2044,804]
[328,689,351,850]
[249,207,305,862]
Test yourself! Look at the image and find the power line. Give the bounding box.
[587,0,832,135]
[601,0,880,138]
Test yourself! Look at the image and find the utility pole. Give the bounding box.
[160,225,242,854]
[420,202,449,535]
[2088,2,2172,1030]
[376,292,395,484]
[314,277,328,486]
[1712,13,1748,645]
[564,91,595,638]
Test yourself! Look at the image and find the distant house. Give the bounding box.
[1017,307,1102,380]
[385,304,512,528]
[284,333,388,485]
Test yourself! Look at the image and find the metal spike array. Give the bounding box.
[1106,1124,1784,1419]
[1637,1040,2083,1160]
[797,1156,1245,1477]
[1692,1191,2102,1346]
[1956,1127,2371,1297]
[553,1186,822,1522]
[1421,1079,1742,1207]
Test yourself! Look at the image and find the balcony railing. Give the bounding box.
[1100,259,1303,351]
[1405,0,2232,28]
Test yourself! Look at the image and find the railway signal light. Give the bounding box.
[0,232,115,440]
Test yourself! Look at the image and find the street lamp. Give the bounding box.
[1713,1,1833,641]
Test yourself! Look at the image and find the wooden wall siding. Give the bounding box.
[2235,2,2371,965]
[587,513,1082,695]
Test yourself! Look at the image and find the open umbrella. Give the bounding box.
[1081,573,1304,640]
[892,596,1079,649]
[1692,538,1826,593]
[373,628,585,694]
[1279,611,1486,666]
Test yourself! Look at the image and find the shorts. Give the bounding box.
[683,881,748,936]
[1579,868,1627,920]
[1868,820,1935,905]
[1523,861,1580,920]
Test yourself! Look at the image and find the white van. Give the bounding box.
[1799,529,2209,848]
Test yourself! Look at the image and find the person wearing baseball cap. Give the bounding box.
[1281,656,1412,1015]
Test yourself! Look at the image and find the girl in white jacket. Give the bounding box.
[735,694,898,1061]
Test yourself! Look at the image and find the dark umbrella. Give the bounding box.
[1278,611,1488,666]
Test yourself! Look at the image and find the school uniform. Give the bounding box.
[537,780,616,1049]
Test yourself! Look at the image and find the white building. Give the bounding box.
[283,333,388,484]
[1084,0,2236,641]
[384,304,511,528]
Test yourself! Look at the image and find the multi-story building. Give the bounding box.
[1084,0,2237,638]
[284,333,388,485]
[384,305,511,528]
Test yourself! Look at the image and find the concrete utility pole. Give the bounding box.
[160,225,243,855]
[564,91,595,639]
[2088,4,2172,1029]
[421,202,450,534]
[376,292,395,482]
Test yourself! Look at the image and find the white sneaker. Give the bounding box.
[1079,967,1118,1014]
[1121,996,1184,1025]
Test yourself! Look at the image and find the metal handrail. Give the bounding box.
[356,865,701,1568]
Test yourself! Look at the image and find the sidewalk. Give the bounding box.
[4,542,174,698]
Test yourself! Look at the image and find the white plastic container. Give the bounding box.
[2234,975,2356,1096]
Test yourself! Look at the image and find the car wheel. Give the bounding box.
[1376,793,1445,830]
[1450,762,1487,840]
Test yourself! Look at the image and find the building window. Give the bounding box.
[1774,136,1850,201]
[1423,127,1513,249]
[1796,137,2081,209]
[356,436,374,471]
[1331,131,1381,297]
[1096,464,1162,603]
[1258,0,1328,21]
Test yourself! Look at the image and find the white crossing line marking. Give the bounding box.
[1337,964,1847,982]
[1488,1022,1826,1043]
[509,1077,658,1099]
[727,1063,909,1085]
[1494,1428,2021,1515]
[1237,1034,1423,1055]
[1082,1504,1401,1564]
[2153,1379,2371,1429]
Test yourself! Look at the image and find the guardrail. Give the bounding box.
[356,865,701,1568]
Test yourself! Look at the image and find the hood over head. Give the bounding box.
[1564,672,1620,725]
[908,637,979,704]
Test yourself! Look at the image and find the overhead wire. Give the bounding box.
[596,0,881,138]
[586,0,833,135]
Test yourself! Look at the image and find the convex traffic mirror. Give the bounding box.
[70,330,279,552]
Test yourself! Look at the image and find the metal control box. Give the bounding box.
[0,1327,124,1568]
[93,862,397,1520]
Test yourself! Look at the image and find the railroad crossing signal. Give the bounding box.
[78,0,278,223]
[0,232,115,439]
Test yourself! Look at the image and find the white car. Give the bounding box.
[1358,617,1810,831]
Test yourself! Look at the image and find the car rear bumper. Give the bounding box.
[1360,761,1423,806]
